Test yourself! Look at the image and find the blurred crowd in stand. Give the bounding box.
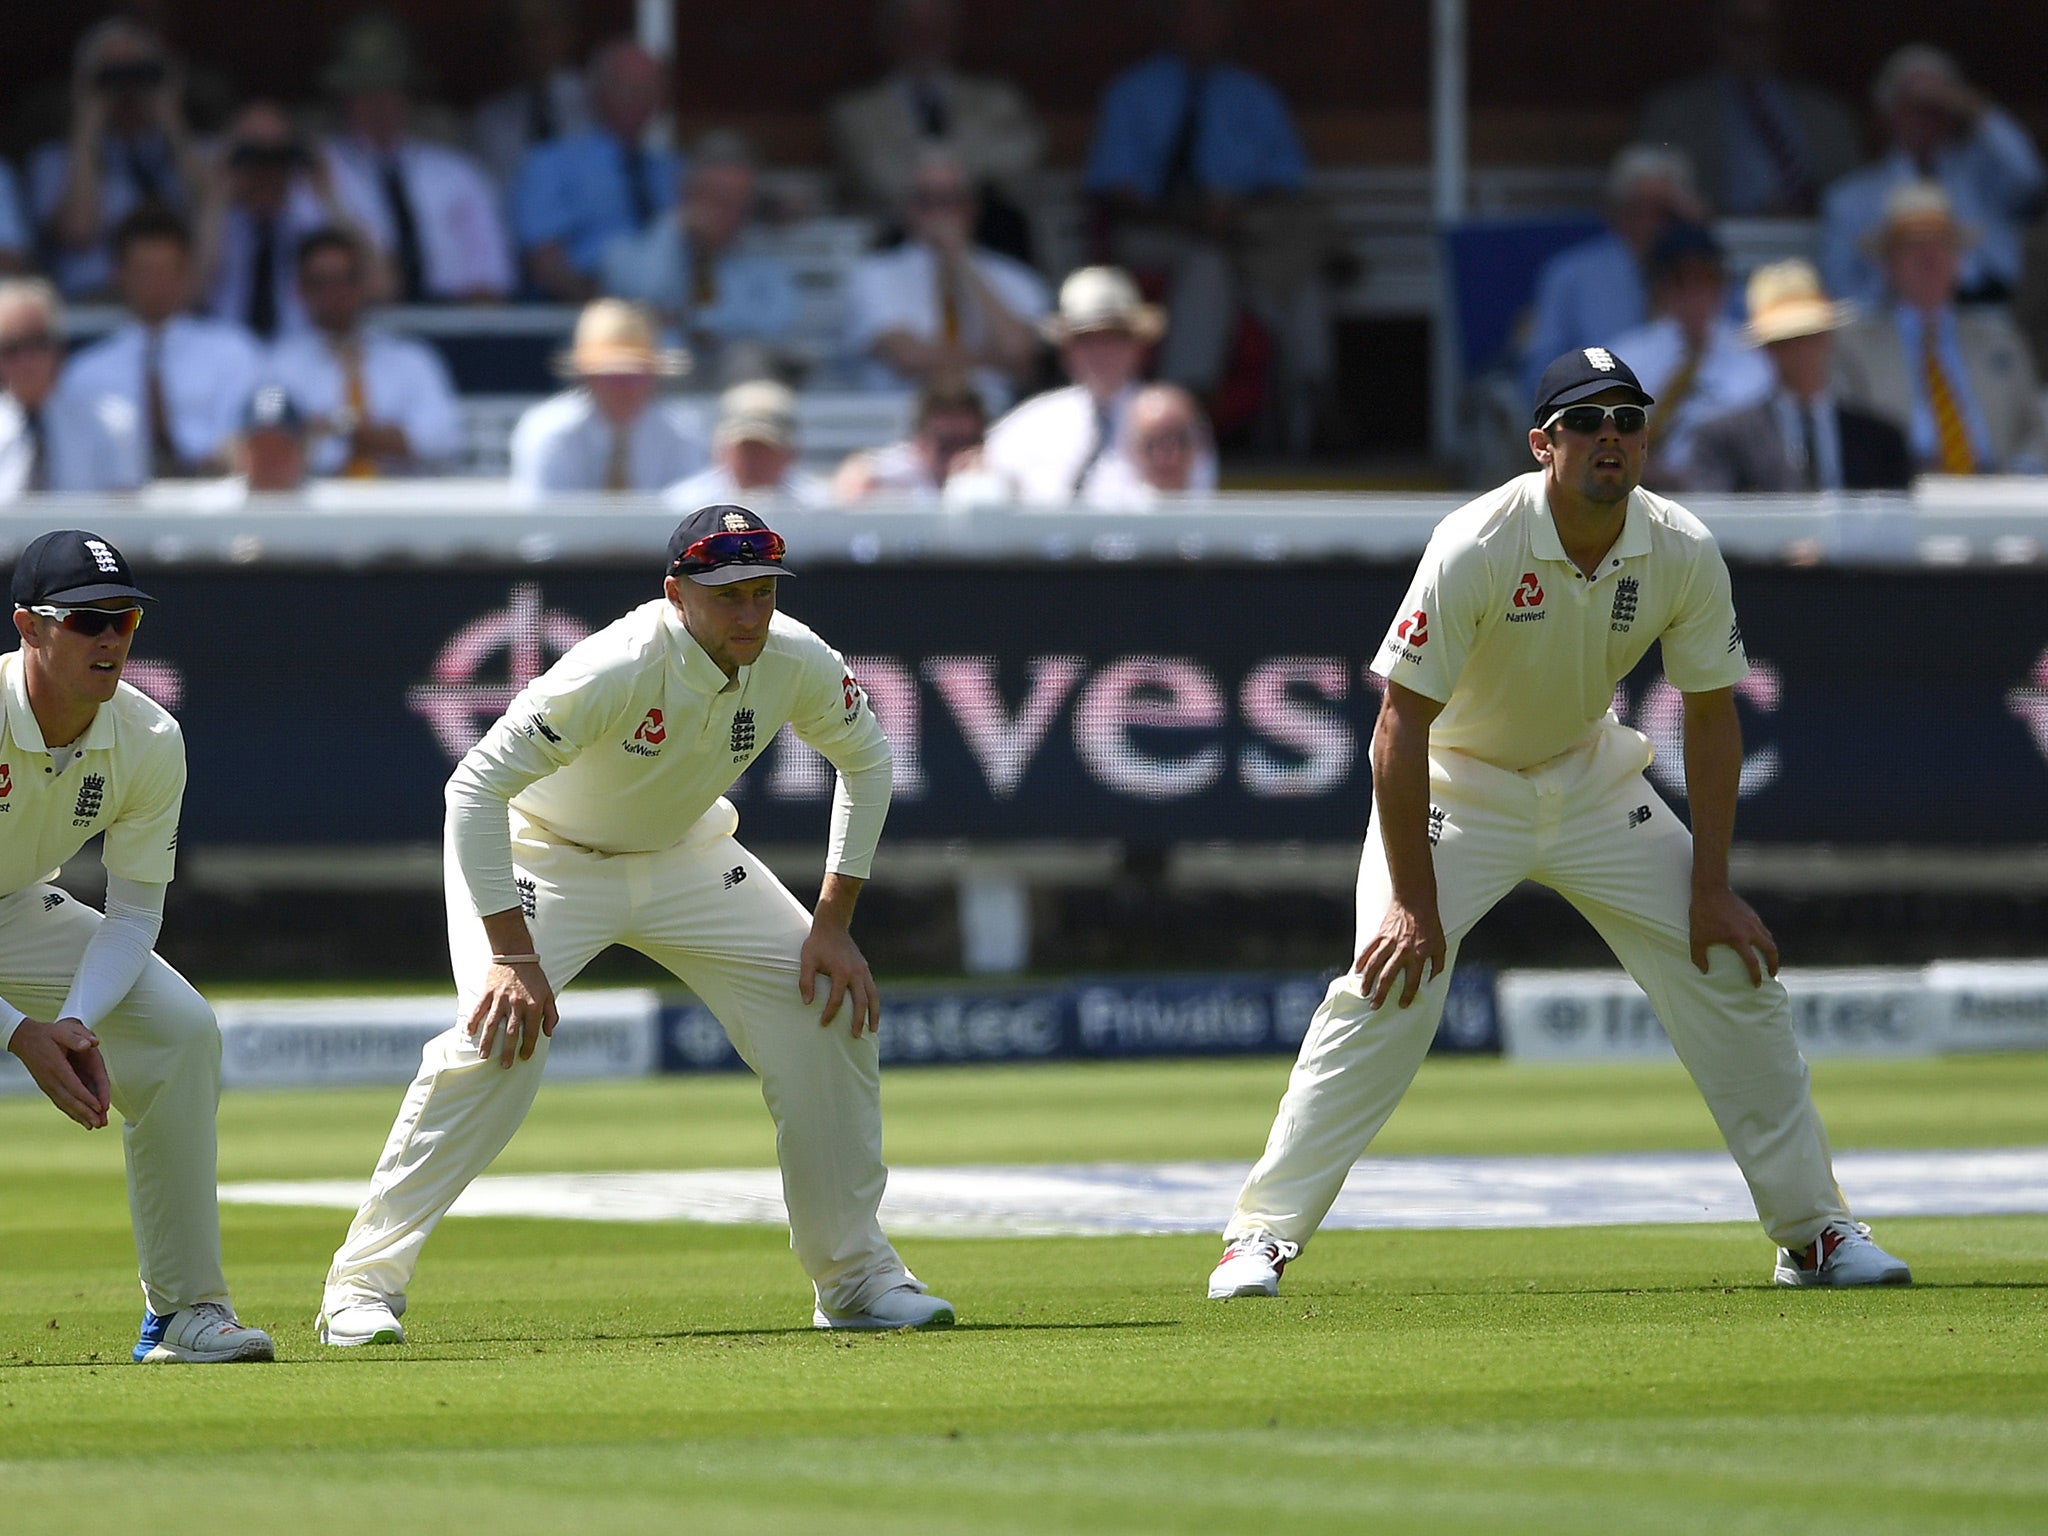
[2,0,2046,508]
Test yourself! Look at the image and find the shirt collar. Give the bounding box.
[661,600,744,694]
[0,651,118,754]
[1524,475,1651,567]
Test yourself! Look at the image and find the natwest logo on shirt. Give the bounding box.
[623,707,667,757]
[1395,610,1429,646]
[1506,572,1547,623]
[0,762,10,798]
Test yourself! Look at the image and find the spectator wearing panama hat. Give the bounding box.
[508,297,703,499]
[1830,182,2048,476]
[1688,259,1911,492]
[980,266,1169,505]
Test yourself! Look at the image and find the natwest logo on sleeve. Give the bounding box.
[1395,610,1429,646]
[1506,572,1547,622]
[0,762,10,798]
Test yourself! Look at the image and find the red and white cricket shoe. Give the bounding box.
[1207,1233,1301,1299]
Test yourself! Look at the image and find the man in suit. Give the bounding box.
[829,0,1046,265]
[1690,260,1912,493]
[1831,183,2048,476]
[1637,0,1859,217]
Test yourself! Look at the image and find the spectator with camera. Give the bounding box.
[266,229,462,479]
[29,19,206,299]
[192,102,382,340]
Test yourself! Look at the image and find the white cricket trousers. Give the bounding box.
[324,807,919,1318]
[1228,719,1852,1253]
[0,883,228,1315]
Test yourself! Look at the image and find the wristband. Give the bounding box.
[491,953,542,966]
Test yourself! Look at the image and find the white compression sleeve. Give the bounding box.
[59,876,167,1029]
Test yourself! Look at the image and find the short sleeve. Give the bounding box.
[1369,536,1487,702]
[1659,538,1751,693]
[102,721,185,885]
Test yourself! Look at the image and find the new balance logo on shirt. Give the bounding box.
[1627,804,1653,829]
[42,892,64,911]
[722,866,746,890]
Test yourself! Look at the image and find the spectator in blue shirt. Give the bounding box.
[0,160,29,275]
[1082,0,1333,450]
[513,39,678,302]
[601,131,800,385]
[1521,144,1708,399]
[1820,45,2046,308]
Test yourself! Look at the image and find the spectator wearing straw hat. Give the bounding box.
[1820,45,2045,308]
[665,381,831,509]
[508,299,700,500]
[1831,183,2048,476]
[1689,261,1912,492]
[982,266,1165,506]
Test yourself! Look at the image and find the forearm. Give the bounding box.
[525,243,594,302]
[1682,689,1743,893]
[1369,703,1438,913]
[814,871,864,930]
[958,262,1039,371]
[59,876,166,1028]
[54,136,104,249]
[479,906,537,958]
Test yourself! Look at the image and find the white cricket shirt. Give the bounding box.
[448,599,892,918]
[1371,472,1749,772]
[0,651,185,897]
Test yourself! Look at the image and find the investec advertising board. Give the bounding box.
[85,564,2048,848]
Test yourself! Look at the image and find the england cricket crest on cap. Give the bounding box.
[1583,347,1617,371]
[722,511,751,532]
[84,538,122,573]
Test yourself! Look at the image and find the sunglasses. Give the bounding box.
[29,604,144,638]
[0,333,58,360]
[672,528,786,573]
[1544,403,1649,435]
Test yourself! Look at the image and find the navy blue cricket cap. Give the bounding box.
[665,504,793,587]
[1531,346,1655,426]
[242,382,305,436]
[1646,220,1727,280]
[9,529,155,606]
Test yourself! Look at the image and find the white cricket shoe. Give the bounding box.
[1207,1233,1301,1299]
[134,1302,275,1363]
[813,1285,957,1331]
[1773,1220,1913,1288]
[316,1295,407,1346]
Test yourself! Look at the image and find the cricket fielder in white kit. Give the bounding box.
[1208,349,1911,1300]
[320,505,954,1342]
[3,530,274,1363]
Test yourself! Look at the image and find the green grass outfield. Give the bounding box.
[4,1055,2046,1534]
